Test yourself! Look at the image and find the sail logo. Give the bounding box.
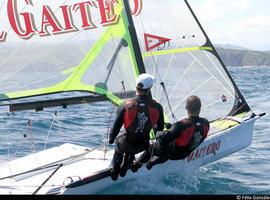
[135,112,148,133]
[144,33,171,52]
[0,0,143,42]
[186,140,221,163]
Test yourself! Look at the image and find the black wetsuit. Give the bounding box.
[134,116,209,169]
[109,95,164,179]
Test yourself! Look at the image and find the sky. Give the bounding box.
[190,0,270,51]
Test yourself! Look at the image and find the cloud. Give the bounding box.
[204,15,270,50]
[191,0,270,50]
[195,0,252,21]
[228,16,270,50]
[232,16,270,33]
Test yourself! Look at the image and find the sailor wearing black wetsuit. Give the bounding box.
[132,95,209,171]
[109,73,164,181]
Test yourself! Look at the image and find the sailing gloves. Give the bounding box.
[165,122,172,129]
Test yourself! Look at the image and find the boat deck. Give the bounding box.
[0,143,113,194]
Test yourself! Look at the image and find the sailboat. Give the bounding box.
[0,0,265,195]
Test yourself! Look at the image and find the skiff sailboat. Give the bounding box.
[0,0,264,194]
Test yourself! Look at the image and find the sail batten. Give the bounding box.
[143,46,213,57]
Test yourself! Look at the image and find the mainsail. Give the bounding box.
[0,0,251,123]
[0,0,145,111]
[132,0,251,123]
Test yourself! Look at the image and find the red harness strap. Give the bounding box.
[148,105,160,127]
[175,126,195,147]
[123,99,160,130]
[175,119,209,148]
[123,100,138,130]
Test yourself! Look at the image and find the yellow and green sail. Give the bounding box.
[0,0,251,130]
[0,0,141,107]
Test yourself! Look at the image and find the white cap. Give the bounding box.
[136,73,156,90]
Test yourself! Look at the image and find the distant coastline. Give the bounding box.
[1,42,269,68]
[216,46,270,67]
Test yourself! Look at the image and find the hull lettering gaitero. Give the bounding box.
[187,140,221,162]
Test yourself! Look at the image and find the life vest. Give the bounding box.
[175,118,209,152]
[123,98,160,143]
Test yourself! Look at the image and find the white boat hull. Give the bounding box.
[0,117,258,194]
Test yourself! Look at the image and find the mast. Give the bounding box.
[0,1,148,112]
[122,0,146,75]
[184,0,251,115]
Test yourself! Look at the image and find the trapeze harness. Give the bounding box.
[174,117,209,154]
[123,98,160,145]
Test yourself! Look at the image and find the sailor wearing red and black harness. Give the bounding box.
[131,95,209,171]
[109,73,164,181]
[149,116,209,164]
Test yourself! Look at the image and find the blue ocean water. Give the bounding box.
[0,66,269,194]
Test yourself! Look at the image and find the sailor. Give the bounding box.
[132,95,209,171]
[109,73,164,181]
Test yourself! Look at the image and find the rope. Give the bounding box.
[44,111,57,150]
[103,109,115,160]
[137,16,176,122]
[160,82,176,122]
[103,81,127,160]
[102,32,129,160]
[149,52,177,122]
[13,119,35,157]
[28,119,35,153]
[32,164,63,195]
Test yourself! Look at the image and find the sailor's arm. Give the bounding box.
[109,104,125,144]
[159,122,182,146]
[202,118,210,139]
[156,104,165,131]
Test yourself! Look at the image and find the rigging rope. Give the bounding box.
[173,41,236,119]
[32,163,63,195]
[28,119,35,153]
[150,55,177,122]
[136,7,241,122]
[103,107,115,160]
[44,111,57,150]
[14,119,36,157]
[103,81,127,160]
[103,33,130,160]
[160,82,176,122]
[138,16,177,122]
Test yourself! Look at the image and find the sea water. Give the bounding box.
[0,66,269,194]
